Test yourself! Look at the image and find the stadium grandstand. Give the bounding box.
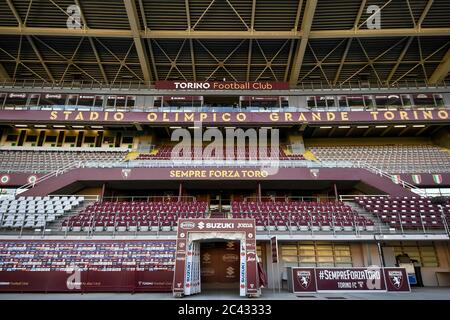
[0,0,449,300]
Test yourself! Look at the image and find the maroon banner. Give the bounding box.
[0,110,448,125]
[270,236,278,263]
[155,81,289,91]
[384,268,411,292]
[0,271,173,292]
[291,267,410,293]
[292,268,317,293]
[1,172,449,189]
[315,267,387,291]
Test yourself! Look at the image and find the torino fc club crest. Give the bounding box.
[310,169,319,179]
[121,169,131,179]
[388,271,403,289]
[296,271,312,289]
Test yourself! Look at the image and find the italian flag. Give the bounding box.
[432,174,443,184]
[412,174,422,184]
[391,175,401,184]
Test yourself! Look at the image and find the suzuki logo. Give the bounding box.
[197,221,205,229]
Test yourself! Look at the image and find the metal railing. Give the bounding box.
[15,161,83,195]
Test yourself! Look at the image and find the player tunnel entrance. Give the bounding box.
[200,240,240,293]
[173,219,260,298]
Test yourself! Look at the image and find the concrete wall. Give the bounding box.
[351,243,383,267]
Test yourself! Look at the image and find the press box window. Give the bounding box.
[84,136,96,144]
[103,136,115,144]
[122,136,133,144]
[45,136,57,143]
[64,136,76,143]
[6,135,18,142]
[25,135,37,143]
[78,95,95,106]
[5,93,27,106]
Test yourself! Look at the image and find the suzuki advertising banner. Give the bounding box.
[291,267,410,293]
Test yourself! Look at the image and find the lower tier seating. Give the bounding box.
[231,201,375,232]
[62,201,208,232]
[0,240,175,271]
[355,196,450,230]
[0,196,84,229]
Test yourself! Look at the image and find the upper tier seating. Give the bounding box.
[62,201,208,232]
[231,201,374,232]
[355,196,450,230]
[0,240,175,271]
[0,196,84,229]
[0,149,128,173]
[136,145,305,161]
[309,144,450,173]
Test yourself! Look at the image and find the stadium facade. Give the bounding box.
[0,0,449,297]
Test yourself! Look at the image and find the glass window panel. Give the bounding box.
[5,93,27,106]
[94,96,103,107]
[317,262,334,267]
[334,250,351,257]
[285,262,300,268]
[317,256,333,262]
[334,256,352,263]
[299,256,316,263]
[299,249,315,255]
[107,96,116,107]
[68,95,77,105]
[282,256,298,263]
[317,250,333,256]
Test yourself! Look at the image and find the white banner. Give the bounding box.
[239,240,247,297]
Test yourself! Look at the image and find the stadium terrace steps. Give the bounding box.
[135,145,305,161]
[50,198,97,232]
[61,201,209,233]
[309,144,450,174]
[354,196,450,232]
[230,201,375,233]
[344,201,391,233]
[0,149,128,173]
[0,196,85,230]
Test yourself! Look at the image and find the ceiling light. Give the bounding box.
[375,125,388,128]
[338,126,351,129]
[413,125,425,128]
[14,124,27,128]
[319,126,332,129]
[357,126,369,129]
[394,125,406,128]
[53,125,65,128]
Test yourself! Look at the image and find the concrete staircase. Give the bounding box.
[50,199,95,231]
[344,201,392,234]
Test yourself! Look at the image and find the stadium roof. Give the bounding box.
[0,0,449,88]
